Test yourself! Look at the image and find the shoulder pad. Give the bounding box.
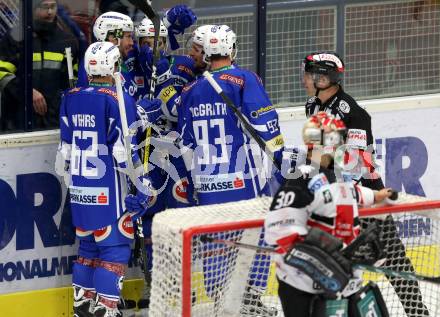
[97,87,118,100]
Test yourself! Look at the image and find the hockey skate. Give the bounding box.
[73,286,95,317]
[118,297,137,317]
[240,287,278,316]
[94,297,122,317]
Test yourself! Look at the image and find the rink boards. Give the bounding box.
[0,93,440,316]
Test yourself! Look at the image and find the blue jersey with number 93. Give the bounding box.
[179,65,284,205]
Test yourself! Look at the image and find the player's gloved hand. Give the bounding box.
[162,5,197,50]
[125,175,153,222]
[138,46,170,76]
[136,98,164,125]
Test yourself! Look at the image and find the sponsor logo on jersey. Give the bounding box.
[196,172,245,193]
[94,225,112,242]
[266,135,284,152]
[118,213,134,239]
[160,85,177,103]
[251,105,275,118]
[134,76,145,88]
[172,178,189,204]
[69,186,109,206]
[322,189,333,203]
[97,87,118,100]
[177,64,194,77]
[182,80,197,93]
[346,129,367,149]
[308,173,329,193]
[338,100,350,113]
[68,87,81,94]
[218,73,244,87]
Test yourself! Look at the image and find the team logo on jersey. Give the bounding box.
[94,225,112,242]
[338,100,350,113]
[196,172,245,193]
[173,178,189,204]
[76,227,93,238]
[118,213,134,239]
[308,173,329,193]
[69,186,110,206]
[219,74,244,87]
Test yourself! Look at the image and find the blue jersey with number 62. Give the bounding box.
[178,65,284,205]
[59,85,137,230]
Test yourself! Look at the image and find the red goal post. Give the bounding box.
[149,195,440,317]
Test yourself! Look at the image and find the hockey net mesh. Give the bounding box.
[150,194,440,317]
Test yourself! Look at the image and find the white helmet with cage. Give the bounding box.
[136,17,168,38]
[93,11,134,42]
[84,42,121,77]
[202,25,237,62]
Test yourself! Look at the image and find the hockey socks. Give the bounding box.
[93,245,130,303]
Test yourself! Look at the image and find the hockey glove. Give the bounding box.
[284,228,352,296]
[162,5,197,50]
[342,222,386,266]
[125,175,153,222]
[136,98,164,125]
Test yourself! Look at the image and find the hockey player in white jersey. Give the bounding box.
[58,42,151,317]
[264,112,393,316]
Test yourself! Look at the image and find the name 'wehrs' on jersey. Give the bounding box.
[59,86,137,230]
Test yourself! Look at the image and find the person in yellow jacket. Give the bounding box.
[0,0,78,131]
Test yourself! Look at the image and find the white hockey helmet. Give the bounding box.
[136,17,168,38]
[93,11,134,42]
[192,24,213,47]
[202,25,236,62]
[84,42,121,77]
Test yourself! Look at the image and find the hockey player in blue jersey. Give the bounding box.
[178,25,283,315]
[179,24,284,205]
[57,42,152,317]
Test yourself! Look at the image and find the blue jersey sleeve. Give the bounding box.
[241,71,284,157]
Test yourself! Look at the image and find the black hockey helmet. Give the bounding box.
[302,51,345,85]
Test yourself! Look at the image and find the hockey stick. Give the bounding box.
[65,47,75,88]
[113,72,151,304]
[200,232,440,285]
[203,71,282,171]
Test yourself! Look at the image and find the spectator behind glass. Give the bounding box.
[0,0,80,132]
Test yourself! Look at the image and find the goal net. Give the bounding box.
[150,195,440,317]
